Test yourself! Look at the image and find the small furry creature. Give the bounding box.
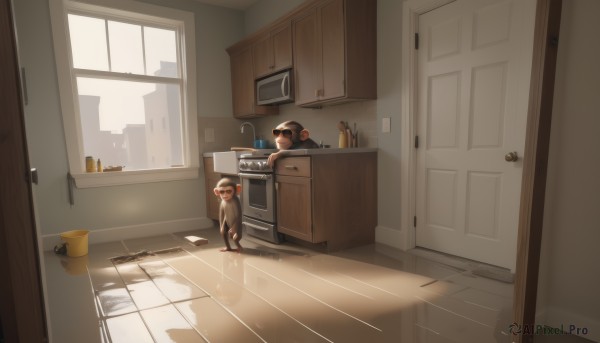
[213,178,243,252]
[267,120,319,166]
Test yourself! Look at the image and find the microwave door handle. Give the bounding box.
[281,74,289,97]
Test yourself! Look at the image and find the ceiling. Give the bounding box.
[190,0,261,10]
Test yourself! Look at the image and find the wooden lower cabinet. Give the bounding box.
[275,153,377,251]
[276,175,313,242]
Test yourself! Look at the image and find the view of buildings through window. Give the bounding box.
[68,13,184,170]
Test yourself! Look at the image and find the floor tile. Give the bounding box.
[176,297,263,343]
[140,304,206,343]
[138,260,208,302]
[104,312,154,343]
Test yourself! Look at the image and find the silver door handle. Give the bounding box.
[30,168,38,184]
[238,173,272,180]
[505,151,519,162]
[243,221,268,231]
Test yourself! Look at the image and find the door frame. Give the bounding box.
[399,0,456,253]
[0,0,49,341]
[399,0,562,340]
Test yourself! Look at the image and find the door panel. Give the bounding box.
[293,8,320,105]
[416,0,535,269]
[320,0,345,100]
[272,24,292,72]
[276,175,312,242]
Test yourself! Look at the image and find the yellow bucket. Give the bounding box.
[60,230,89,257]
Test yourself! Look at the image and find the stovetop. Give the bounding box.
[239,158,272,173]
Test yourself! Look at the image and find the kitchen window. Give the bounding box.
[49,0,198,187]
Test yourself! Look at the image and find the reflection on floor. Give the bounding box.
[41,227,584,343]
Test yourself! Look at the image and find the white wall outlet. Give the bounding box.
[382,117,391,133]
[205,128,215,143]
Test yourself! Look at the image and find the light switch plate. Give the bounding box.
[382,117,391,133]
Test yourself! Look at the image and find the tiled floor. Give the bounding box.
[41,227,586,343]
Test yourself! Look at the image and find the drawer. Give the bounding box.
[275,157,311,177]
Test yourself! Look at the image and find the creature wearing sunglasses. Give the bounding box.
[213,178,243,252]
[267,120,319,166]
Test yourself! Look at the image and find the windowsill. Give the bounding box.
[72,167,199,188]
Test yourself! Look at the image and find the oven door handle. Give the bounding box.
[243,221,269,231]
[238,173,272,180]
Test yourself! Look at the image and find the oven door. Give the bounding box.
[239,172,275,223]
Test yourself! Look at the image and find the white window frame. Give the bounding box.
[49,0,199,188]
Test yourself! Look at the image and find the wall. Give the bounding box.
[13,0,245,247]
[244,0,305,34]
[252,101,378,149]
[537,0,600,341]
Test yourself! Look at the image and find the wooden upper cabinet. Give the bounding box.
[293,7,321,105]
[226,0,376,116]
[228,46,278,118]
[320,0,345,101]
[253,23,293,79]
[293,0,376,107]
[229,47,253,117]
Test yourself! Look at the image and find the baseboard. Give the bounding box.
[40,217,215,251]
[375,225,409,250]
[544,306,599,342]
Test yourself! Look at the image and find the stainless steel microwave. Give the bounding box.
[256,70,293,105]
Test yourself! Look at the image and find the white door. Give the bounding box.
[415,0,536,269]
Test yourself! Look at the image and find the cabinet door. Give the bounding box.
[230,47,278,118]
[253,34,272,79]
[254,24,292,79]
[276,175,312,241]
[293,8,321,106]
[230,48,255,117]
[320,0,345,101]
[272,23,292,72]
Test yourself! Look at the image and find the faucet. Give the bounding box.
[240,122,256,146]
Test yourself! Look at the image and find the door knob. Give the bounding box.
[505,151,518,162]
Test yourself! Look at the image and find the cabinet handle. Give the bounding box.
[284,165,298,170]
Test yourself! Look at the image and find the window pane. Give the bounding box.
[108,21,144,74]
[77,77,183,170]
[68,14,109,71]
[144,27,178,77]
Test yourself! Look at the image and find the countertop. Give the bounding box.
[202,147,377,158]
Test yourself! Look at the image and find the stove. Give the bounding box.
[238,154,281,244]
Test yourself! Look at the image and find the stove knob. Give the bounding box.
[250,162,259,170]
[239,161,247,169]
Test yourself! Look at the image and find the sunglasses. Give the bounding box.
[218,189,233,194]
[272,129,293,137]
